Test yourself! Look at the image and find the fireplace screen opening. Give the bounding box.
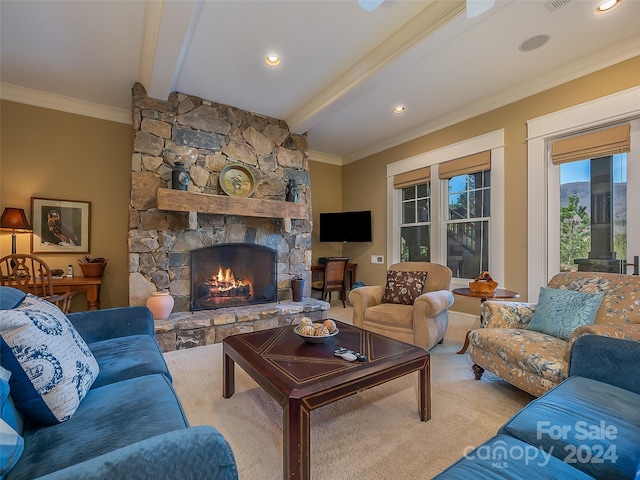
[190,243,277,311]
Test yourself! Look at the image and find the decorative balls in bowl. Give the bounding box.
[294,318,339,344]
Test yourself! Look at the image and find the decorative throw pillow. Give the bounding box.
[0,366,21,433]
[0,294,99,425]
[382,271,427,305]
[0,419,23,477]
[525,287,605,341]
[0,367,23,477]
[0,286,27,310]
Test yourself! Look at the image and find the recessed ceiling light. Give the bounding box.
[519,34,549,52]
[265,54,280,67]
[596,0,621,13]
[393,106,406,114]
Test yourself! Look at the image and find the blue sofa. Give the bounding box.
[434,335,640,479]
[0,286,238,480]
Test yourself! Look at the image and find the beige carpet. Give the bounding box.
[164,307,532,479]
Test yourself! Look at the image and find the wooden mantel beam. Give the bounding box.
[156,188,309,219]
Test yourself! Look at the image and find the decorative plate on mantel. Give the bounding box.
[220,164,256,198]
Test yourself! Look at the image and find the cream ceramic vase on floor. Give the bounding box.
[146,291,174,320]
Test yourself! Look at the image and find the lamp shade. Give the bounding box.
[0,207,32,232]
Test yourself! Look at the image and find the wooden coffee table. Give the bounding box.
[223,320,430,480]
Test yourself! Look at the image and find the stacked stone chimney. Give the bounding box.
[128,83,312,311]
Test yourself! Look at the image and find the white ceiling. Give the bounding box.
[1,0,639,164]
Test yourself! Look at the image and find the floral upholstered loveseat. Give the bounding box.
[468,272,640,397]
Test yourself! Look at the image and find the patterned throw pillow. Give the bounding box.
[382,271,427,305]
[525,287,605,341]
[0,294,99,425]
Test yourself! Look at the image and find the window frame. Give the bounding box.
[527,86,640,301]
[387,130,505,289]
[400,182,431,262]
[445,170,491,277]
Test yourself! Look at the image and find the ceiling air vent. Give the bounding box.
[545,0,572,12]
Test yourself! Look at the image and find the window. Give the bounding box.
[446,171,490,278]
[386,130,505,287]
[559,155,627,272]
[527,86,639,300]
[400,183,430,261]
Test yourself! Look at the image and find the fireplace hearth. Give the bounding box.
[191,244,277,311]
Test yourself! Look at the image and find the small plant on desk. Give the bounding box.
[78,256,108,277]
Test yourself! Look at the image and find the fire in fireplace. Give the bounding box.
[190,243,277,311]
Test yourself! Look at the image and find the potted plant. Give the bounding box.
[78,255,108,277]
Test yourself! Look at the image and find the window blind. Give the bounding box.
[438,151,491,180]
[551,124,630,165]
[393,166,431,189]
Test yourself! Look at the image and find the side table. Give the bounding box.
[452,287,520,354]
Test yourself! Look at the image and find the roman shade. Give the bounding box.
[551,124,630,165]
[438,151,491,179]
[393,166,431,189]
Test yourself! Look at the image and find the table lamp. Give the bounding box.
[0,207,33,254]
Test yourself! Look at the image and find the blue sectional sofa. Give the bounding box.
[0,286,238,480]
[434,335,640,479]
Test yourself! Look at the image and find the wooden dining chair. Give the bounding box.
[0,253,74,313]
[311,257,350,307]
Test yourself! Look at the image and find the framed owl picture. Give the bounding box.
[31,197,90,253]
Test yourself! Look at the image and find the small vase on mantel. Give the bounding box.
[146,291,174,320]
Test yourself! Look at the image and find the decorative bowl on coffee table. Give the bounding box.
[294,326,339,344]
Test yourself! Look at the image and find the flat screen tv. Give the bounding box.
[319,211,372,242]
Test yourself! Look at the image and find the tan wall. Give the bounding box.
[0,101,132,309]
[341,151,389,286]
[332,56,640,312]
[308,160,343,262]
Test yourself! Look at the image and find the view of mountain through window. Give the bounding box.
[559,154,627,271]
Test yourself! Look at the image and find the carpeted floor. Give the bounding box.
[164,304,533,479]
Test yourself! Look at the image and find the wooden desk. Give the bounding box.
[311,263,357,288]
[452,287,520,354]
[51,276,102,310]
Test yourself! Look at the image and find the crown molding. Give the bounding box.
[308,150,343,166]
[0,83,132,125]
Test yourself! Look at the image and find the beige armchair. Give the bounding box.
[349,262,454,350]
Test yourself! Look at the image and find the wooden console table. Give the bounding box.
[51,276,102,310]
[311,263,357,289]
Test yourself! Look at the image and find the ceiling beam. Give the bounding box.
[140,0,203,101]
[286,0,466,135]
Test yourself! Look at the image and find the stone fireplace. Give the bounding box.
[127,83,326,350]
[191,243,277,310]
